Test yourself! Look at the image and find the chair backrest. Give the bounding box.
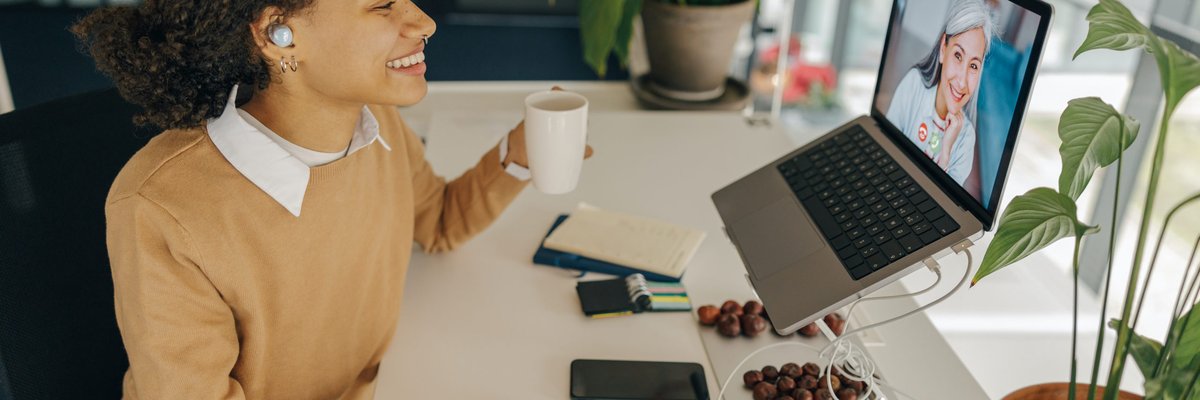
[0,88,156,400]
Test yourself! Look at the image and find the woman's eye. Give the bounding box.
[954,52,962,61]
[970,62,979,70]
[375,1,396,10]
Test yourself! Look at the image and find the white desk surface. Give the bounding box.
[376,81,987,399]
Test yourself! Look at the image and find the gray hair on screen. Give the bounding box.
[914,0,1000,89]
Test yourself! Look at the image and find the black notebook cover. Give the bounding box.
[575,279,638,316]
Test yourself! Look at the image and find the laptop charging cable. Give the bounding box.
[715,239,975,400]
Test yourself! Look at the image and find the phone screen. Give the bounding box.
[570,359,708,400]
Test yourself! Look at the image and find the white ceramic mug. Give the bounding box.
[524,90,589,194]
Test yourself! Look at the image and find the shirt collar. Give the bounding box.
[206,85,391,217]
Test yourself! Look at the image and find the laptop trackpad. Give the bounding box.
[730,197,826,280]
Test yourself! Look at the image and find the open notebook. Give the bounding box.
[543,204,706,279]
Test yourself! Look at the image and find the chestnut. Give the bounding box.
[743,370,763,388]
[799,374,819,390]
[777,396,795,400]
[818,375,841,392]
[752,382,777,400]
[716,314,741,337]
[828,318,846,336]
[815,389,835,400]
[802,362,820,377]
[823,313,842,326]
[776,376,797,392]
[761,365,779,383]
[837,388,859,400]
[741,314,767,337]
[720,300,743,316]
[846,380,866,393]
[793,388,814,400]
[743,300,764,316]
[798,323,820,337]
[780,362,802,379]
[697,305,720,325]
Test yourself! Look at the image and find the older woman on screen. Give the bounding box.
[887,0,997,186]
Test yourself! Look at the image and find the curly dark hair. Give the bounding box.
[73,0,315,129]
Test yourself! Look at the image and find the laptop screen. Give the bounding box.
[873,0,1044,211]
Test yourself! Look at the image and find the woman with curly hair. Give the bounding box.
[74,1,584,398]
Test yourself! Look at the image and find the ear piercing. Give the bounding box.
[279,55,298,73]
[269,18,297,73]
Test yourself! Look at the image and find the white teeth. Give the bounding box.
[388,52,425,68]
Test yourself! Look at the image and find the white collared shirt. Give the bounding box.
[206,85,528,217]
[207,85,392,217]
[238,109,349,168]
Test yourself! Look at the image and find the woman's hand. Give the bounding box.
[502,86,594,168]
[938,110,964,169]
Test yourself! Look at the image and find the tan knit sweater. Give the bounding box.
[104,105,528,399]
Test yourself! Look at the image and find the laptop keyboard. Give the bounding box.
[777,127,959,281]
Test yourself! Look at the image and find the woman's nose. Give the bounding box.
[951,65,968,84]
[401,4,437,43]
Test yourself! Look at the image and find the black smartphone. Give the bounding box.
[569,359,709,400]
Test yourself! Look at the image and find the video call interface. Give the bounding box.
[874,0,1042,208]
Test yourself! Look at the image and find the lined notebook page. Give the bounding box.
[543,204,706,278]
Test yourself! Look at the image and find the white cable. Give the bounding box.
[819,247,974,400]
[714,246,975,400]
[713,341,924,400]
[843,266,944,335]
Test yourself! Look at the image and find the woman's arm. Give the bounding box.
[886,71,917,133]
[380,108,529,253]
[106,194,246,400]
[944,122,976,185]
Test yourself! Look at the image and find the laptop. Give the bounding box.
[712,0,1053,334]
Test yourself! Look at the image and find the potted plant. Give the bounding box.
[579,0,756,102]
[969,0,1200,399]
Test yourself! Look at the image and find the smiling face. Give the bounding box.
[284,0,436,107]
[937,28,987,117]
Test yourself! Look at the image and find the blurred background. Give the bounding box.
[1,0,1198,396]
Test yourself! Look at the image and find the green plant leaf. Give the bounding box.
[1149,36,1200,119]
[1116,305,1200,399]
[1108,318,1163,379]
[1057,97,1140,200]
[579,0,626,78]
[972,188,1098,286]
[612,0,642,67]
[1163,305,1200,399]
[1072,0,1200,121]
[1073,0,1150,59]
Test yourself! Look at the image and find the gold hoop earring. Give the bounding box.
[279,56,299,73]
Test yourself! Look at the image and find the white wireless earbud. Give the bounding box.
[269,24,294,48]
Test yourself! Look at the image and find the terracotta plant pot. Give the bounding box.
[641,0,756,101]
[1004,383,1143,400]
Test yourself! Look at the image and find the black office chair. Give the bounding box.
[0,88,157,400]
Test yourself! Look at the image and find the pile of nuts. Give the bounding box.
[797,314,848,338]
[743,363,870,400]
[696,300,847,338]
